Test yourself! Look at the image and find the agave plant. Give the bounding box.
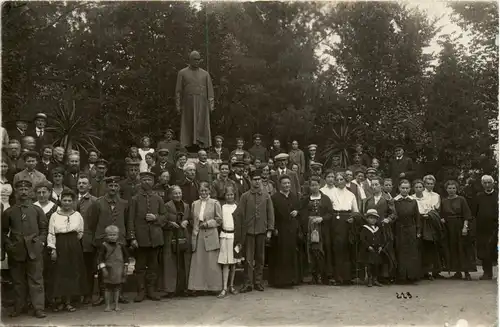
[46,99,101,156]
[320,117,362,169]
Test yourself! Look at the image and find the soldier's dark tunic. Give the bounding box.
[2,203,48,311]
[128,190,166,289]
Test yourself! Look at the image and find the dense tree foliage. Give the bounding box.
[2,1,498,179]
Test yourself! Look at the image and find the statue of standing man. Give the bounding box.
[176,51,214,152]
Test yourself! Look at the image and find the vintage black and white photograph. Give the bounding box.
[0,0,498,326]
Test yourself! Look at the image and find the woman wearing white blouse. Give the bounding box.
[47,190,85,312]
[330,172,359,284]
[188,182,223,294]
[422,175,441,210]
[138,136,155,173]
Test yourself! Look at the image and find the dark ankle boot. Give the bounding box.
[134,276,146,302]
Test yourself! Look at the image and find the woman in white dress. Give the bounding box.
[188,182,223,294]
[138,136,155,173]
[217,185,239,298]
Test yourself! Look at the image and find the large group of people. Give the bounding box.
[0,113,497,319]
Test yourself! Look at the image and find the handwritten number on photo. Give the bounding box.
[396,292,415,299]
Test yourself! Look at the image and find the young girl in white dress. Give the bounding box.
[138,136,155,172]
[217,186,240,298]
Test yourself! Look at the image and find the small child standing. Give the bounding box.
[359,209,384,287]
[217,186,241,298]
[97,225,130,311]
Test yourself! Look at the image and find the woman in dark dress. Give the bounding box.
[47,190,86,312]
[441,180,476,280]
[50,167,71,206]
[393,179,421,284]
[269,175,301,288]
[161,186,192,297]
[298,176,333,285]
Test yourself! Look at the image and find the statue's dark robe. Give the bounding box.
[176,66,214,148]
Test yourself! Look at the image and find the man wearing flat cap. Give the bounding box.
[248,134,269,163]
[13,151,47,200]
[234,169,275,293]
[176,51,215,151]
[2,179,48,318]
[128,172,166,302]
[28,113,53,153]
[119,158,141,202]
[87,176,130,306]
[270,153,300,195]
[151,148,173,180]
[157,129,184,166]
[388,144,415,185]
[90,158,108,198]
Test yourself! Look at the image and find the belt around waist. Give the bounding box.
[222,229,234,233]
[333,210,351,213]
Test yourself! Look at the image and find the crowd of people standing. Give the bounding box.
[0,113,497,319]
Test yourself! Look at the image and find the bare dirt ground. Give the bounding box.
[2,269,497,326]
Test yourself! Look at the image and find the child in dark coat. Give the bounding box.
[97,225,130,312]
[359,209,384,287]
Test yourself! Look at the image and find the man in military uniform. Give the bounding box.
[88,176,130,306]
[90,158,108,198]
[13,151,47,201]
[128,172,166,302]
[2,180,47,318]
[119,158,141,202]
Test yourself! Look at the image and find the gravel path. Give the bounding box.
[2,270,497,326]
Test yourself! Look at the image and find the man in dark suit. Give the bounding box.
[151,148,173,180]
[2,179,48,318]
[270,153,300,196]
[388,144,415,185]
[229,161,251,196]
[28,113,53,153]
[64,152,81,193]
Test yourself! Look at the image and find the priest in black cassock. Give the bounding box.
[268,174,301,288]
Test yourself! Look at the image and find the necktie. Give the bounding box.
[39,130,43,137]
[29,172,34,179]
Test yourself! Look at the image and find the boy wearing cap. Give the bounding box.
[248,134,269,163]
[119,159,141,202]
[87,176,130,306]
[29,113,53,153]
[359,209,384,287]
[305,144,318,178]
[234,169,275,293]
[2,179,48,318]
[388,145,415,184]
[13,151,47,200]
[128,172,166,302]
[271,153,300,195]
